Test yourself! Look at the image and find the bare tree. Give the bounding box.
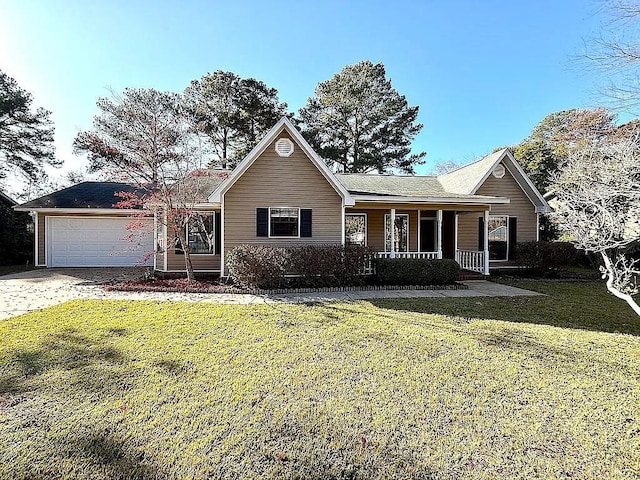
[582,1,640,112]
[75,88,221,280]
[552,136,640,315]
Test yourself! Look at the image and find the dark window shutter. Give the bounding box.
[300,209,312,237]
[214,212,221,255]
[478,216,485,251]
[508,217,517,260]
[256,208,268,237]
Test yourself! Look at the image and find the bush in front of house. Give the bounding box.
[374,258,460,286]
[226,245,292,289]
[288,244,373,287]
[514,241,580,274]
[226,244,375,289]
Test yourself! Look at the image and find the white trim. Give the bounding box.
[220,204,225,276]
[436,209,443,259]
[209,117,354,206]
[536,213,540,242]
[352,195,510,205]
[470,149,551,212]
[184,212,217,255]
[417,209,421,253]
[268,207,300,238]
[13,207,148,214]
[483,210,490,276]
[384,212,409,253]
[488,215,509,262]
[275,137,294,157]
[163,211,168,271]
[45,216,49,267]
[153,214,157,271]
[34,212,44,266]
[345,212,367,246]
[341,201,346,246]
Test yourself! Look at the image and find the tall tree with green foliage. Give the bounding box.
[0,69,58,184]
[513,108,619,193]
[298,61,425,174]
[183,71,288,169]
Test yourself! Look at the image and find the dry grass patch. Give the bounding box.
[0,284,639,479]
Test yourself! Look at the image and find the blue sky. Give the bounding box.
[0,0,608,191]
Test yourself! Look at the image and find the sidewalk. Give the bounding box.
[0,269,542,320]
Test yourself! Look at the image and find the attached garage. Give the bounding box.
[46,216,153,267]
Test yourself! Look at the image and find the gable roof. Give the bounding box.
[438,148,551,213]
[336,173,510,205]
[209,117,355,206]
[0,191,17,206]
[15,182,148,210]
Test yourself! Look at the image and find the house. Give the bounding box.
[15,118,550,275]
[1,190,34,266]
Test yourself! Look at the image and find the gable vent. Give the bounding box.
[492,164,505,179]
[275,138,294,157]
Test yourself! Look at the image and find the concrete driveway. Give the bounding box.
[0,268,542,320]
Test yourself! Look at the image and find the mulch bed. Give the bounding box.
[103,278,469,295]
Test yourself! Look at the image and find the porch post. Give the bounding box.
[390,208,396,258]
[436,209,443,259]
[483,209,490,275]
[417,209,421,253]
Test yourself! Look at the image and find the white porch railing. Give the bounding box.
[456,249,485,274]
[376,251,439,259]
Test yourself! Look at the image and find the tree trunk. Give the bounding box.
[601,252,640,316]
[177,228,195,281]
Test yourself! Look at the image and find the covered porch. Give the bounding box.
[345,203,494,275]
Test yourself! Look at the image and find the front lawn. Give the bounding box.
[1,282,639,479]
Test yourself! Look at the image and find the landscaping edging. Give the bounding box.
[104,282,469,295]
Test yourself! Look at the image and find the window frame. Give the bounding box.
[185,212,216,256]
[488,215,509,261]
[384,213,410,253]
[345,213,368,246]
[268,207,300,238]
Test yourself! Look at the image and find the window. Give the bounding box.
[488,216,508,260]
[270,208,299,237]
[188,213,215,254]
[384,213,409,252]
[345,214,367,246]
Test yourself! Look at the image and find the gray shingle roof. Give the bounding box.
[437,149,506,194]
[18,182,149,209]
[336,173,447,197]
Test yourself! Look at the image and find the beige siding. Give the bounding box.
[223,131,343,272]
[38,212,150,266]
[457,162,538,251]
[346,208,418,252]
[161,211,221,272]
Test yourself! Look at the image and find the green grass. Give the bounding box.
[0,282,639,479]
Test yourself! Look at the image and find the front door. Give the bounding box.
[420,218,435,252]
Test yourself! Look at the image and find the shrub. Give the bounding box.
[375,258,460,286]
[227,244,374,289]
[226,245,291,289]
[514,241,580,274]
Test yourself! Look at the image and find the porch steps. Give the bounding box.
[458,269,487,281]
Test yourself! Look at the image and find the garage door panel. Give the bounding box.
[48,217,153,267]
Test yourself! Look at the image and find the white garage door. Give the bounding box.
[47,217,154,267]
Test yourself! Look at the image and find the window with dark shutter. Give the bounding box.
[256,208,268,237]
[478,217,484,251]
[300,209,312,237]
